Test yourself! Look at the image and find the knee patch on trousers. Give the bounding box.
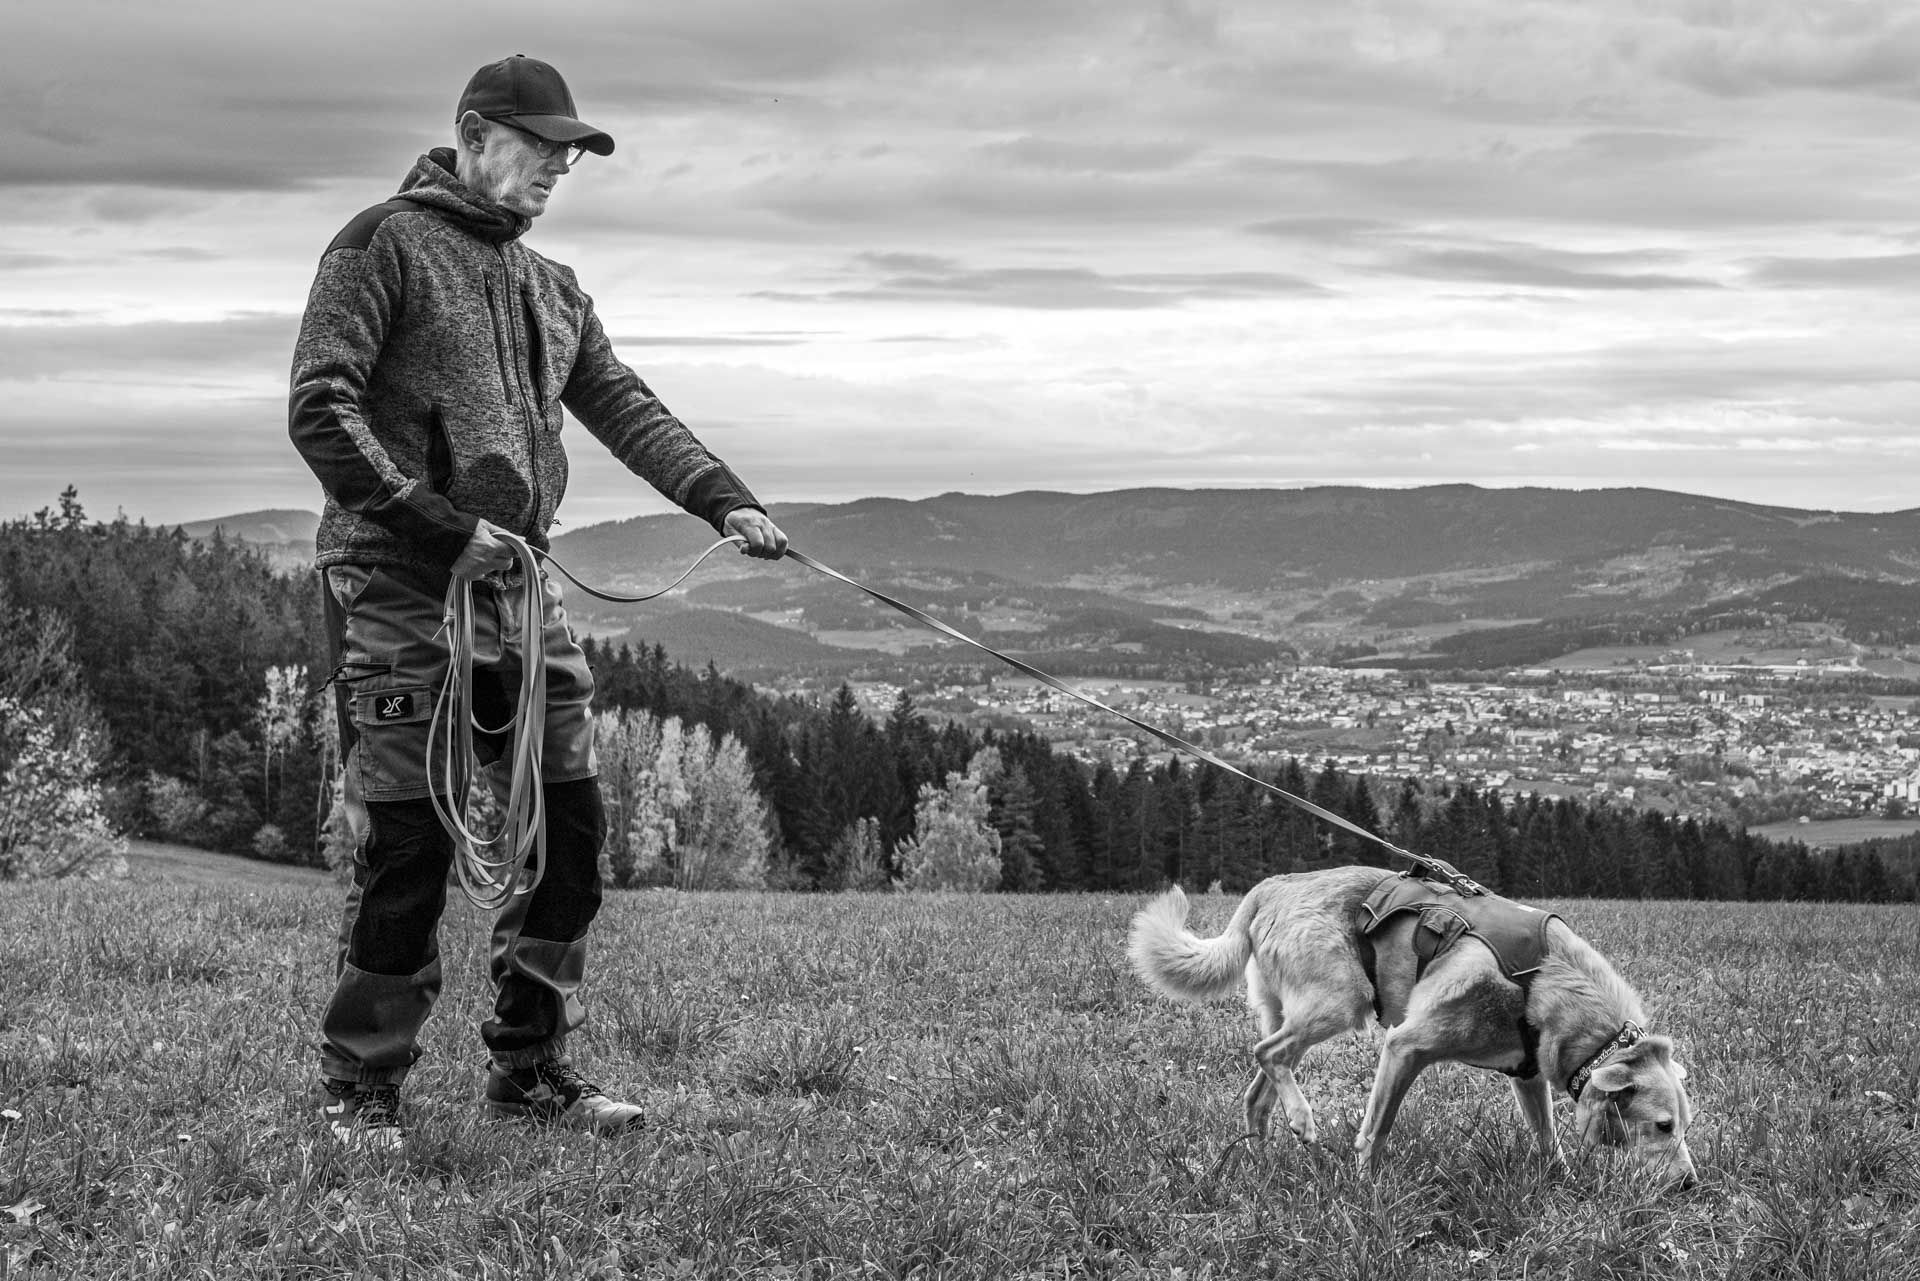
[515,777,606,943]
[344,798,455,976]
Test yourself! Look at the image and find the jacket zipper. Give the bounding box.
[488,249,542,534]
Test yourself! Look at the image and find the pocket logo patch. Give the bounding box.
[355,685,429,726]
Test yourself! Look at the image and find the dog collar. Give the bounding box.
[1567,1020,1645,1100]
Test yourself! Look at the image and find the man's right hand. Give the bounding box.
[450,519,518,580]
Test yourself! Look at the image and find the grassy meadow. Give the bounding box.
[1,866,1917,1279]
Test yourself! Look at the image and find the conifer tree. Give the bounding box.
[988,761,1044,891]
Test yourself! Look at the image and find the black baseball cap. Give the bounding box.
[456,54,615,156]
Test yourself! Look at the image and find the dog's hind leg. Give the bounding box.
[1240,1068,1276,1141]
[1242,984,1369,1146]
[1509,1074,1563,1166]
[1240,977,1286,1141]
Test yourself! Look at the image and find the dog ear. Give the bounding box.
[1585,1062,1636,1096]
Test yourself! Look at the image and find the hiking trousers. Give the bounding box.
[317,562,606,1085]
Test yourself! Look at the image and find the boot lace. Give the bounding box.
[537,1060,603,1102]
[358,1083,403,1128]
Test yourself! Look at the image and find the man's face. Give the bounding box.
[468,119,574,218]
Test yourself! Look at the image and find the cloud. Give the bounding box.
[11,0,1920,525]
[1379,244,1720,291]
[1274,331,1920,462]
[981,137,1201,174]
[1245,216,1401,244]
[609,333,819,347]
[1746,252,1920,289]
[762,253,1325,309]
[1661,9,1920,99]
[0,314,299,379]
[0,393,308,527]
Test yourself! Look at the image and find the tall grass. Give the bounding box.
[0,883,1914,1277]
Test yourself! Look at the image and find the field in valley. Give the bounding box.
[1536,624,1916,676]
[1,869,1916,1279]
[1747,818,1920,850]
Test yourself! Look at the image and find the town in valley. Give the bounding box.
[822,654,1920,833]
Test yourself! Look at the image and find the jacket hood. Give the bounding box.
[395,148,530,243]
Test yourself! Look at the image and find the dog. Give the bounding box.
[1128,867,1696,1186]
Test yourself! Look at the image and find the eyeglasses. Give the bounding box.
[491,120,587,166]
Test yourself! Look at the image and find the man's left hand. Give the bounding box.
[724,508,789,559]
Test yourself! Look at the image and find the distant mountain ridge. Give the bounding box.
[172,509,319,574]
[183,487,1920,669]
[544,486,1920,587]
[175,508,319,546]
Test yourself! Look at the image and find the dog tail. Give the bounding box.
[1127,884,1251,1003]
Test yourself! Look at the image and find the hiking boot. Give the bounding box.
[483,1058,643,1133]
[315,1078,405,1152]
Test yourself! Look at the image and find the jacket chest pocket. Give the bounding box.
[522,293,579,431]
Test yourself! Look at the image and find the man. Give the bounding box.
[289,54,787,1149]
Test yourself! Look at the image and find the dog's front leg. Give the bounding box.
[1354,1028,1434,1173]
[1508,1074,1563,1166]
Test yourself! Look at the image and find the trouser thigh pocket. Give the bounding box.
[349,684,438,800]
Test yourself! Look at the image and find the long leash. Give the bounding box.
[531,536,1485,897]
[775,547,1484,895]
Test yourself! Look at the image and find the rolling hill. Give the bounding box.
[184,486,1920,671]
[612,607,868,672]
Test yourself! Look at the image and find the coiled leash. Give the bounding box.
[428,531,546,910]
[429,532,749,909]
[434,530,1482,903]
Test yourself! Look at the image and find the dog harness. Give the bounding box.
[1354,872,1563,1080]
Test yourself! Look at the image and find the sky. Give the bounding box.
[9,0,1920,529]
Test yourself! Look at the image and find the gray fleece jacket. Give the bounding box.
[289,149,759,573]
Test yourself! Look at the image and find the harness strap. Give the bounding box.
[1352,922,1454,1018]
[1509,972,1543,1081]
[1355,929,1382,1021]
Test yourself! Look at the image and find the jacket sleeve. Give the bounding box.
[559,295,763,533]
[288,225,477,565]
